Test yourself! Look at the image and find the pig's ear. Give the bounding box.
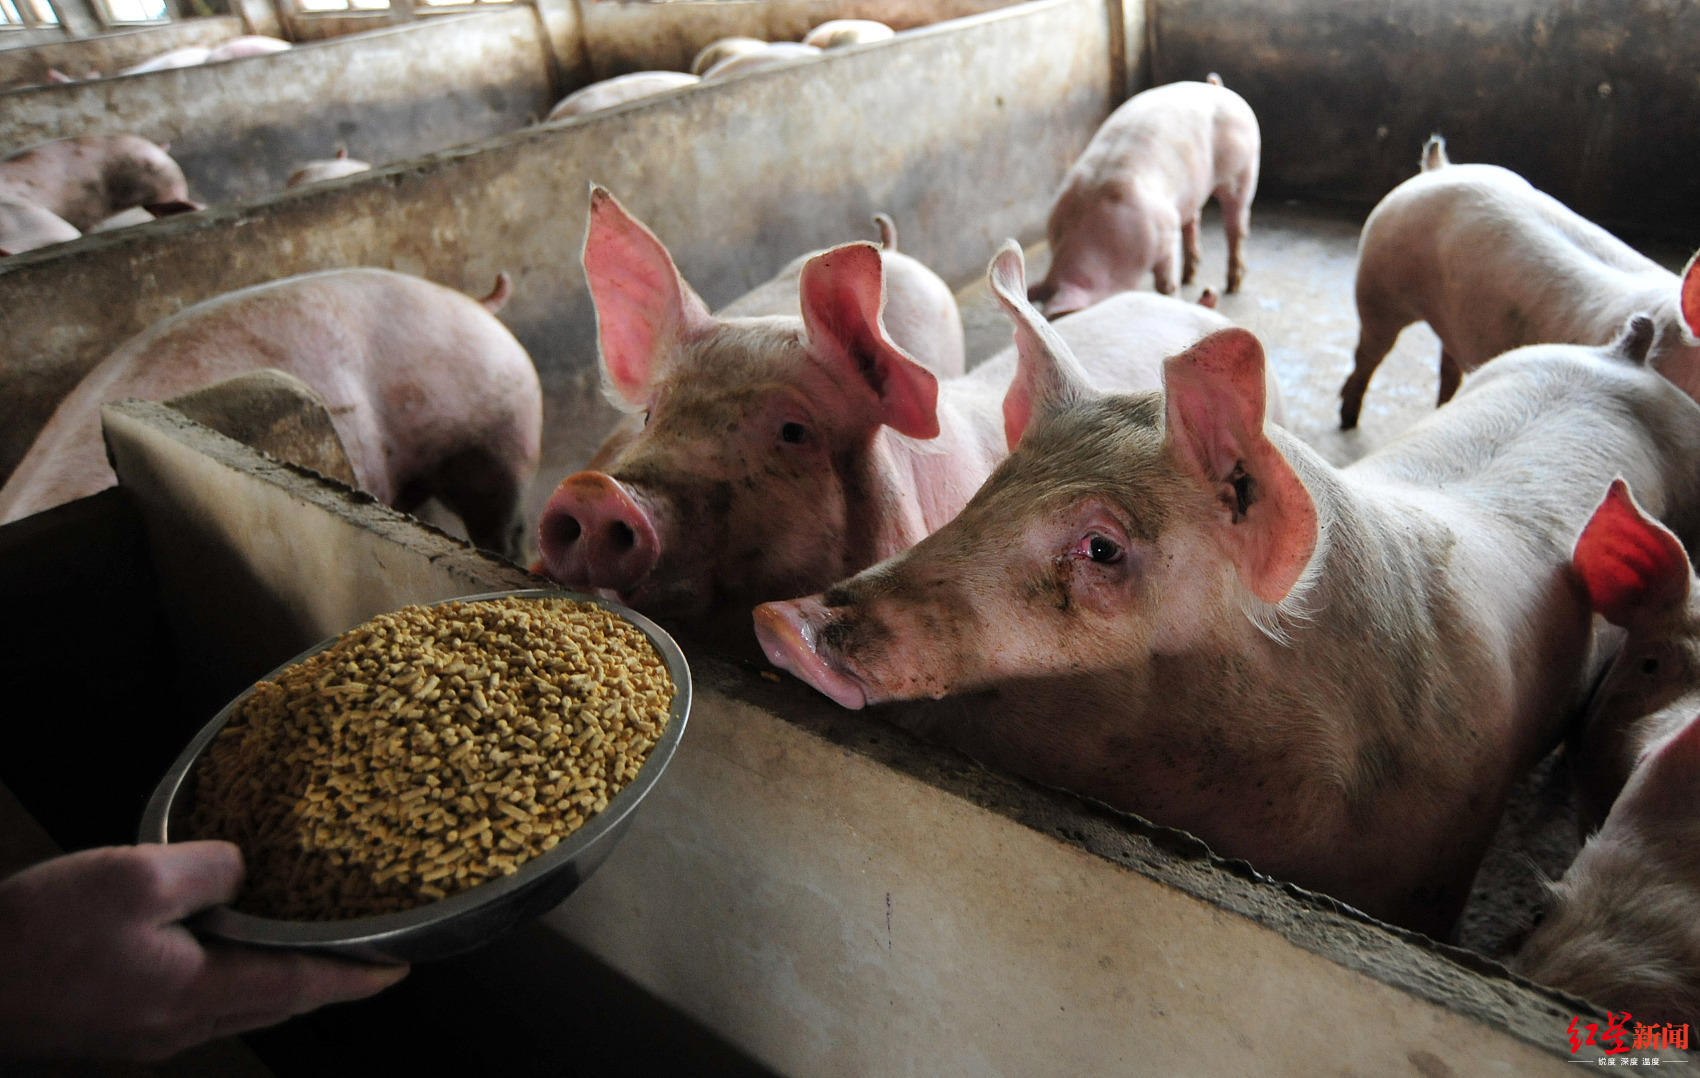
[986,241,1093,450]
[799,242,940,439]
[1163,328,1317,604]
[1573,478,1691,627]
[1681,250,1700,340]
[583,184,715,406]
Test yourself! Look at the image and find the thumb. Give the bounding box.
[132,841,246,925]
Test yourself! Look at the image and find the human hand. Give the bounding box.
[0,841,407,1060]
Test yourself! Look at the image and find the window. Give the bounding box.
[0,0,60,29]
[295,0,390,13]
[93,0,166,23]
[416,0,513,7]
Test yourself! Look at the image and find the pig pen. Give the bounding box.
[4,0,1700,1071]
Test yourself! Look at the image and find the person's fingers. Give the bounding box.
[128,841,246,925]
[194,945,409,1018]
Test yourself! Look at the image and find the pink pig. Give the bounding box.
[755,296,1700,938]
[1340,136,1700,428]
[0,269,542,559]
[536,201,1242,632]
[0,135,201,232]
[1512,710,1700,1030]
[0,196,81,256]
[545,72,701,122]
[1027,75,1260,316]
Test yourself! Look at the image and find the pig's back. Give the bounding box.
[1358,165,1674,361]
[0,269,535,522]
[1069,81,1255,195]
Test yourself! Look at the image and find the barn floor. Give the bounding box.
[510,196,1700,960]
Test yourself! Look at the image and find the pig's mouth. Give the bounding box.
[752,601,869,710]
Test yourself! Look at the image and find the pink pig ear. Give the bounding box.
[583,185,715,406]
[1573,478,1692,627]
[1163,328,1317,604]
[798,242,940,439]
[1681,250,1700,340]
[985,240,1094,450]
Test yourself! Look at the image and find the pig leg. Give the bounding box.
[1181,218,1202,287]
[1152,224,1183,296]
[1436,349,1463,406]
[1220,195,1251,295]
[1339,318,1406,430]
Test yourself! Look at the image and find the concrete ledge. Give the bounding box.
[0,16,244,89]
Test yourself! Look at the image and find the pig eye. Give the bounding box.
[1643,657,1661,675]
[780,421,809,445]
[1072,533,1123,564]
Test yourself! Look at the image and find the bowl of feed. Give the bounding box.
[138,589,691,964]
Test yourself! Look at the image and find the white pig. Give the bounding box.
[0,134,200,232]
[702,42,822,81]
[0,269,542,559]
[545,72,701,122]
[0,197,80,256]
[690,37,768,76]
[755,269,1700,938]
[1027,75,1260,315]
[536,202,1247,633]
[1339,136,1700,429]
[1513,709,1700,1031]
[802,20,895,49]
[285,147,372,188]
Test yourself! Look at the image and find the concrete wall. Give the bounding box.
[1150,0,1700,236]
[88,397,1604,1073]
[0,16,245,88]
[0,0,1119,483]
[0,6,557,203]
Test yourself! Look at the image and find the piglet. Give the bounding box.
[755,284,1700,938]
[702,42,822,80]
[1513,710,1700,1031]
[0,135,201,232]
[1028,75,1260,315]
[536,204,1239,632]
[690,37,768,76]
[0,269,541,560]
[802,20,894,49]
[546,72,701,122]
[286,147,372,188]
[1340,136,1700,428]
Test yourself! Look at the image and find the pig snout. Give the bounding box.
[753,598,869,710]
[537,472,660,596]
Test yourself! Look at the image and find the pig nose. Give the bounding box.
[536,471,660,595]
[753,597,868,710]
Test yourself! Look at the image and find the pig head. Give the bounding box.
[1569,478,1700,831]
[757,301,1700,938]
[537,187,948,628]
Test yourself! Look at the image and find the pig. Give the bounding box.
[715,212,966,377]
[1512,710,1700,1031]
[754,256,1700,938]
[0,135,201,232]
[1339,136,1700,429]
[1027,75,1260,316]
[0,197,80,256]
[286,147,372,189]
[802,19,895,49]
[115,35,291,76]
[0,269,542,560]
[702,42,822,80]
[1565,479,1700,831]
[546,72,701,122]
[536,196,1245,633]
[690,37,769,76]
[116,47,211,76]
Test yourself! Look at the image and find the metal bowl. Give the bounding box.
[138,588,691,964]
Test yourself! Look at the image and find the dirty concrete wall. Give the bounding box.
[1150,0,1700,237]
[0,7,557,204]
[0,16,245,89]
[0,0,1116,483]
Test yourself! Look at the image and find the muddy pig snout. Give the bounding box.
[537,471,660,594]
[754,597,869,710]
